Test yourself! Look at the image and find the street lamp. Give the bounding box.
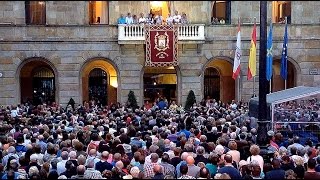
[257,1,268,146]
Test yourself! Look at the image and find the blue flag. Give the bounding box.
[266,22,273,81]
[280,20,288,80]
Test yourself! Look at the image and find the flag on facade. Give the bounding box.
[280,19,288,80]
[232,19,241,80]
[266,21,273,81]
[247,20,257,80]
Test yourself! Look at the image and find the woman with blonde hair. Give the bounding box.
[247,144,264,171]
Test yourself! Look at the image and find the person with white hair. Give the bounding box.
[26,154,41,175]
[176,152,189,178]
[28,166,40,178]
[2,146,19,167]
[57,151,68,175]
[130,166,141,179]
[84,158,103,179]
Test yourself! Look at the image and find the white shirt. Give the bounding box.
[126,16,134,24]
[173,14,181,23]
[57,159,67,175]
[166,16,174,25]
[247,155,264,171]
[138,17,146,24]
[11,109,18,117]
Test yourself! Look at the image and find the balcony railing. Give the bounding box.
[118,24,205,43]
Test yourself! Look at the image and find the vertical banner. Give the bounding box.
[145,25,178,67]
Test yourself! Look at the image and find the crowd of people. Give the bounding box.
[117,10,188,25]
[1,96,320,179]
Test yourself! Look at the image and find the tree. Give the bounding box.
[185,90,196,110]
[127,90,138,109]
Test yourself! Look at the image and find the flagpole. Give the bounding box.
[238,17,241,102]
[269,79,272,93]
[253,17,256,97]
[238,74,241,102]
[284,16,288,90]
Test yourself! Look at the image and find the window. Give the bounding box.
[211,1,231,24]
[272,1,291,24]
[25,1,46,25]
[89,1,109,24]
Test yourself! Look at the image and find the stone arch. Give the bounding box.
[271,56,300,92]
[140,65,182,106]
[202,56,239,103]
[16,57,59,104]
[79,57,120,105]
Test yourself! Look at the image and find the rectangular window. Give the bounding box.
[211,1,231,24]
[89,1,109,24]
[25,1,46,25]
[272,1,291,24]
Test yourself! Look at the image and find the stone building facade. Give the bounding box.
[0,1,319,106]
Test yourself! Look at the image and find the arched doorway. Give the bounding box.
[143,66,178,104]
[19,60,56,105]
[203,58,235,103]
[88,68,108,106]
[81,59,118,106]
[204,67,220,101]
[270,59,296,92]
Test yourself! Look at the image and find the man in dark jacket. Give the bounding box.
[265,159,285,179]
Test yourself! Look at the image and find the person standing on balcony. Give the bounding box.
[180,12,188,24]
[173,10,181,24]
[138,13,146,24]
[155,15,163,25]
[146,13,154,25]
[125,13,134,25]
[132,14,139,24]
[117,14,126,24]
[166,13,173,25]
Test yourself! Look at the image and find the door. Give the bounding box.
[204,67,220,101]
[89,68,108,106]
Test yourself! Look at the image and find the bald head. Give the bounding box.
[89,149,97,156]
[77,165,86,175]
[115,161,124,169]
[102,151,109,159]
[154,164,162,173]
[181,152,189,161]
[186,156,195,165]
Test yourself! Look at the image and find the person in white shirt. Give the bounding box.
[166,13,174,25]
[138,13,146,24]
[125,13,134,25]
[173,10,181,24]
[247,145,264,171]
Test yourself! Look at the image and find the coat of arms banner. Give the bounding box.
[145,25,178,67]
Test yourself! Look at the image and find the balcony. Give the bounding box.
[118,24,205,44]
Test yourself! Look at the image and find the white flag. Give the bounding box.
[232,20,242,79]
